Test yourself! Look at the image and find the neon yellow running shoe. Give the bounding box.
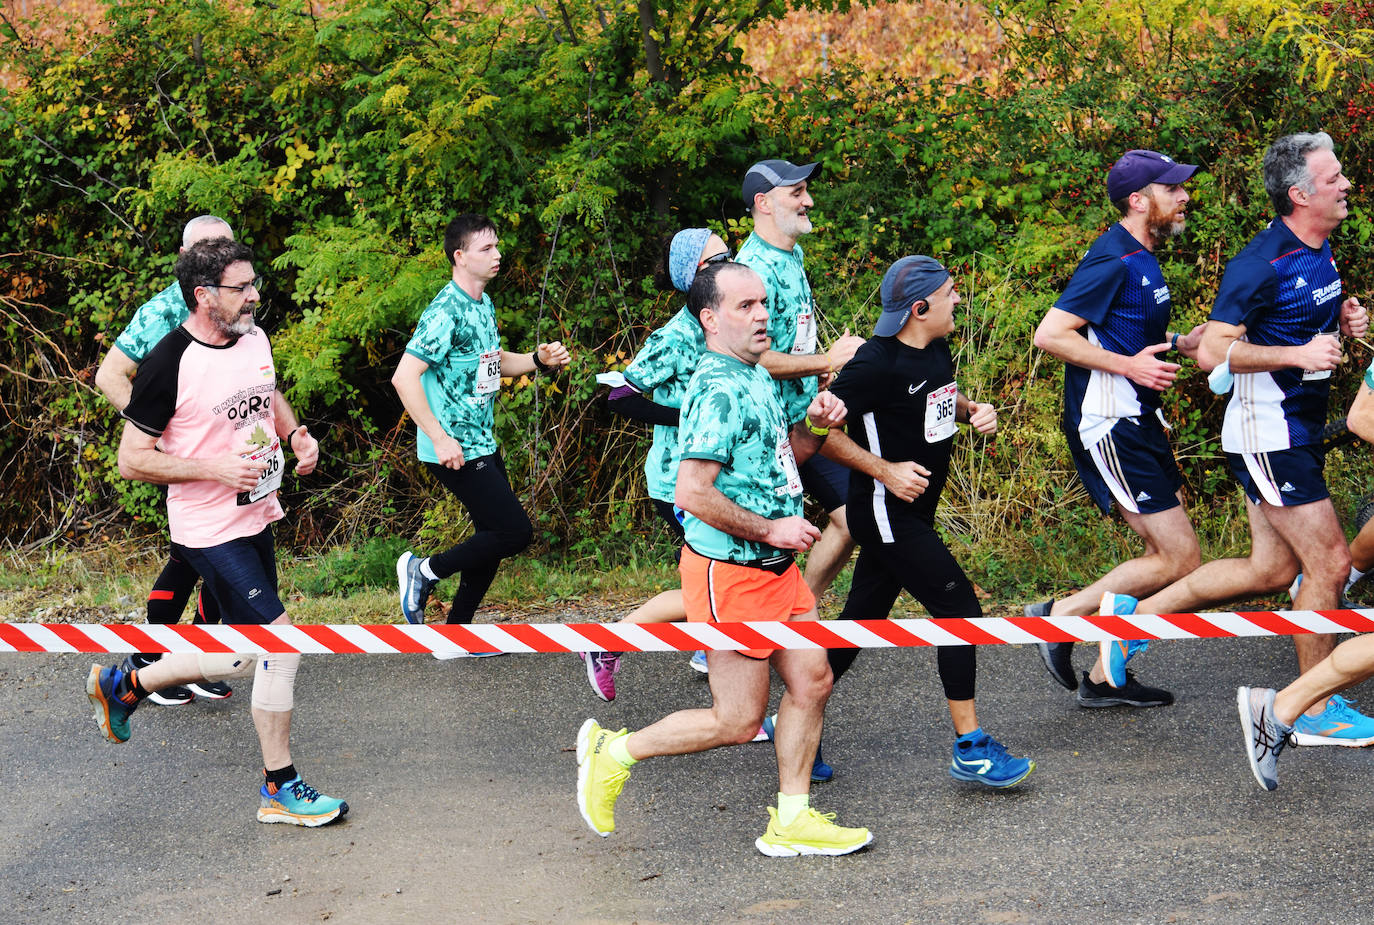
[755,806,872,857]
[576,718,630,836]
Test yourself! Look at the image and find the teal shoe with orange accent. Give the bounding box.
[86,659,140,743]
[257,777,349,827]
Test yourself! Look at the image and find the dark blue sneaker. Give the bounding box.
[949,728,1034,788]
[86,658,139,743]
[397,551,436,625]
[761,713,834,782]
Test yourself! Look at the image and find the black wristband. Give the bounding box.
[1170,332,1180,351]
[532,351,553,374]
[286,431,296,452]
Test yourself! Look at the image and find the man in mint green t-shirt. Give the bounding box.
[576,261,872,857]
[391,214,570,639]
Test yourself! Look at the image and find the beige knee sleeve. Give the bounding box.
[251,652,300,712]
[196,652,258,682]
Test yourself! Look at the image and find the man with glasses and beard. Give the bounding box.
[1026,150,1205,708]
[87,236,348,826]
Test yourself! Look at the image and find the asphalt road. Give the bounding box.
[3,633,1373,925]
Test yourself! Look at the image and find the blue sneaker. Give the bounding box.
[258,777,349,827]
[86,659,139,743]
[397,551,436,625]
[1291,694,1374,747]
[689,650,708,673]
[949,728,1034,788]
[760,713,834,782]
[1098,592,1148,688]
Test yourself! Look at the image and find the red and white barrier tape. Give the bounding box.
[2,609,1373,655]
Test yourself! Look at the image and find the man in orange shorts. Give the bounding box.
[575,261,871,856]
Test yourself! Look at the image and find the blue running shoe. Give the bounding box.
[689,650,708,673]
[258,777,349,827]
[760,713,833,782]
[397,551,436,625]
[949,728,1034,788]
[86,659,139,743]
[1291,694,1374,747]
[1098,592,1147,688]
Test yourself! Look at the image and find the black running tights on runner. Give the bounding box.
[830,517,978,702]
[425,453,533,625]
[147,549,221,625]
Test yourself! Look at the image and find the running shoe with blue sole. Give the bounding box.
[761,713,833,782]
[949,728,1034,788]
[1098,592,1148,688]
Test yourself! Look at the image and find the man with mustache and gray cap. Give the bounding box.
[819,255,1034,789]
[1027,149,1204,708]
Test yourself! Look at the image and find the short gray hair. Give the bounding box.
[1263,132,1334,216]
[181,214,233,248]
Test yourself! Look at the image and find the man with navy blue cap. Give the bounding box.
[817,255,1035,789]
[1027,149,1205,708]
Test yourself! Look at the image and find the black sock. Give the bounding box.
[127,669,150,701]
[265,764,298,791]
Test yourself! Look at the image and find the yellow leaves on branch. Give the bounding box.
[1260,2,1374,90]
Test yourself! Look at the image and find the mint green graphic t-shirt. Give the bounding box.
[113,282,190,363]
[735,232,819,427]
[404,280,502,462]
[624,306,707,503]
[677,351,804,562]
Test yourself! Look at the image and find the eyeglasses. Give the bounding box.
[209,276,263,293]
[700,250,733,266]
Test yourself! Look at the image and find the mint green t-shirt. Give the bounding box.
[404,281,501,462]
[113,282,189,363]
[624,306,707,503]
[735,232,819,427]
[677,351,804,562]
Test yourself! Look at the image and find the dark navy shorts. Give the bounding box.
[800,452,850,514]
[171,526,284,625]
[1069,415,1183,516]
[1225,445,1328,507]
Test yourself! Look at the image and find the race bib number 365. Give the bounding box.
[925,383,958,443]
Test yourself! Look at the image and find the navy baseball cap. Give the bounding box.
[742,159,818,207]
[1106,150,1198,201]
[876,256,950,337]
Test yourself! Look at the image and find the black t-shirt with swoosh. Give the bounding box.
[828,335,957,534]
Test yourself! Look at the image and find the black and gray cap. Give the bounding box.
[742,159,818,207]
[875,256,950,337]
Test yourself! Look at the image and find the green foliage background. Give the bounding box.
[2,0,1372,598]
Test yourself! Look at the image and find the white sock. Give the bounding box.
[1346,567,1366,594]
[420,558,439,582]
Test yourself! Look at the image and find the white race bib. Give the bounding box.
[777,432,803,497]
[475,348,502,395]
[239,437,284,505]
[790,305,817,356]
[925,383,958,443]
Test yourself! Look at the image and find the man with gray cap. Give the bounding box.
[735,158,867,611]
[1027,149,1205,708]
[820,255,1034,788]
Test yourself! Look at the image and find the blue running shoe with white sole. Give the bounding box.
[258,777,349,827]
[760,713,833,782]
[1098,592,1148,688]
[689,650,708,673]
[949,728,1034,788]
[1291,694,1374,747]
[397,551,436,625]
[86,659,140,743]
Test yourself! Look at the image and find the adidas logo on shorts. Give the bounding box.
[1135,490,1152,503]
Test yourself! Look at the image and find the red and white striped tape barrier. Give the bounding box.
[2,608,1373,655]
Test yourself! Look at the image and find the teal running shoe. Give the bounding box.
[86,659,140,743]
[258,777,349,827]
[1098,592,1148,688]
